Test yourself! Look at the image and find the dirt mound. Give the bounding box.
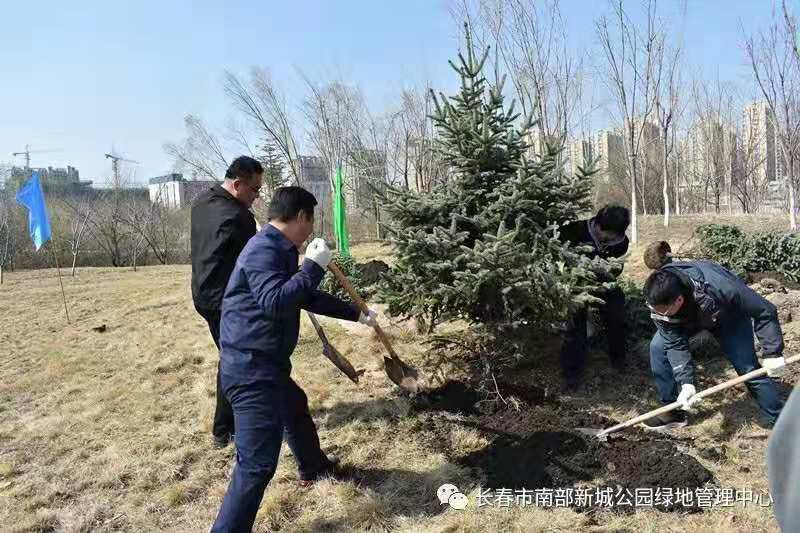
[417,378,713,512]
[599,440,712,511]
[460,425,711,512]
[357,260,389,285]
[416,380,549,416]
[748,271,800,290]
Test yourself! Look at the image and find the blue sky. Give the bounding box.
[0,1,786,185]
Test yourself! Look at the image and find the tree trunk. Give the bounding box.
[789,168,798,231]
[662,136,670,228]
[639,158,649,215]
[374,197,382,240]
[0,264,3,285]
[630,155,639,244]
[674,157,682,215]
[71,252,78,276]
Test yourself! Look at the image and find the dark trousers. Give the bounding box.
[211,372,330,532]
[195,306,236,440]
[561,287,626,381]
[650,313,784,425]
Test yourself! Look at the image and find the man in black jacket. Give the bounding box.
[642,260,785,431]
[559,205,630,391]
[191,156,263,448]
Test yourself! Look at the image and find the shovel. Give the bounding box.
[327,262,423,394]
[306,311,364,384]
[577,354,800,441]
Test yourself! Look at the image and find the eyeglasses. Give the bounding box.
[239,180,262,195]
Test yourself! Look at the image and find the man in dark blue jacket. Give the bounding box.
[642,260,786,431]
[212,187,377,532]
[559,205,630,391]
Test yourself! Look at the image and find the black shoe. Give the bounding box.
[642,410,688,431]
[299,457,344,487]
[213,433,234,449]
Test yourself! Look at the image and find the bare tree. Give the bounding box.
[385,86,448,193]
[732,117,771,213]
[687,77,738,213]
[457,0,582,143]
[223,68,301,184]
[302,74,393,240]
[0,188,14,284]
[61,194,93,276]
[164,114,228,181]
[84,187,134,268]
[596,0,663,243]
[652,27,684,226]
[745,10,800,229]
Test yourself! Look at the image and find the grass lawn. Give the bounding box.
[0,215,795,532]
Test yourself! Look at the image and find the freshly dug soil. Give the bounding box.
[357,260,389,285]
[748,271,800,290]
[598,440,712,511]
[417,379,713,512]
[416,380,550,416]
[417,380,482,414]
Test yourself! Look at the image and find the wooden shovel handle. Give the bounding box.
[598,354,800,437]
[327,261,401,361]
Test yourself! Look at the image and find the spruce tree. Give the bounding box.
[377,27,619,356]
[258,140,286,194]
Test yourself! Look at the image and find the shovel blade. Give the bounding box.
[322,345,364,384]
[383,356,423,394]
[575,427,609,441]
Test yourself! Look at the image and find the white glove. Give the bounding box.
[763,356,786,378]
[677,384,700,411]
[358,309,378,327]
[305,238,332,269]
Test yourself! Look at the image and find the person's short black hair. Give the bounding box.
[595,204,631,235]
[644,269,685,306]
[267,186,318,222]
[225,155,263,182]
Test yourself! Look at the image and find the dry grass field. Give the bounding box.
[1,215,797,532]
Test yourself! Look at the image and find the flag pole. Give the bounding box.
[50,243,70,324]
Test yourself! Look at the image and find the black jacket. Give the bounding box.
[559,219,629,260]
[652,261,784,385]
[191,185,257,310]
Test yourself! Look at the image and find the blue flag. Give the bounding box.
[15,172,52,250]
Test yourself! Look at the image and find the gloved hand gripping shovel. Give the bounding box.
[577,354,800,441]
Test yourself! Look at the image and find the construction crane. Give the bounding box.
[12,145,62,169]
[105,151,139,189]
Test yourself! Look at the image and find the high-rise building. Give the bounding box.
[685,116,735,184]
[296,155,331,216]
[9,165,91,192]
[592,129,625,184]
[562,137,594,177]
[743,100,781,183]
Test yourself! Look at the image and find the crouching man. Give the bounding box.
[642,259,785,431]
[559,205,630,391]
[212,186,376,532]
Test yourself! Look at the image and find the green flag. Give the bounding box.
[333,165,350,257]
